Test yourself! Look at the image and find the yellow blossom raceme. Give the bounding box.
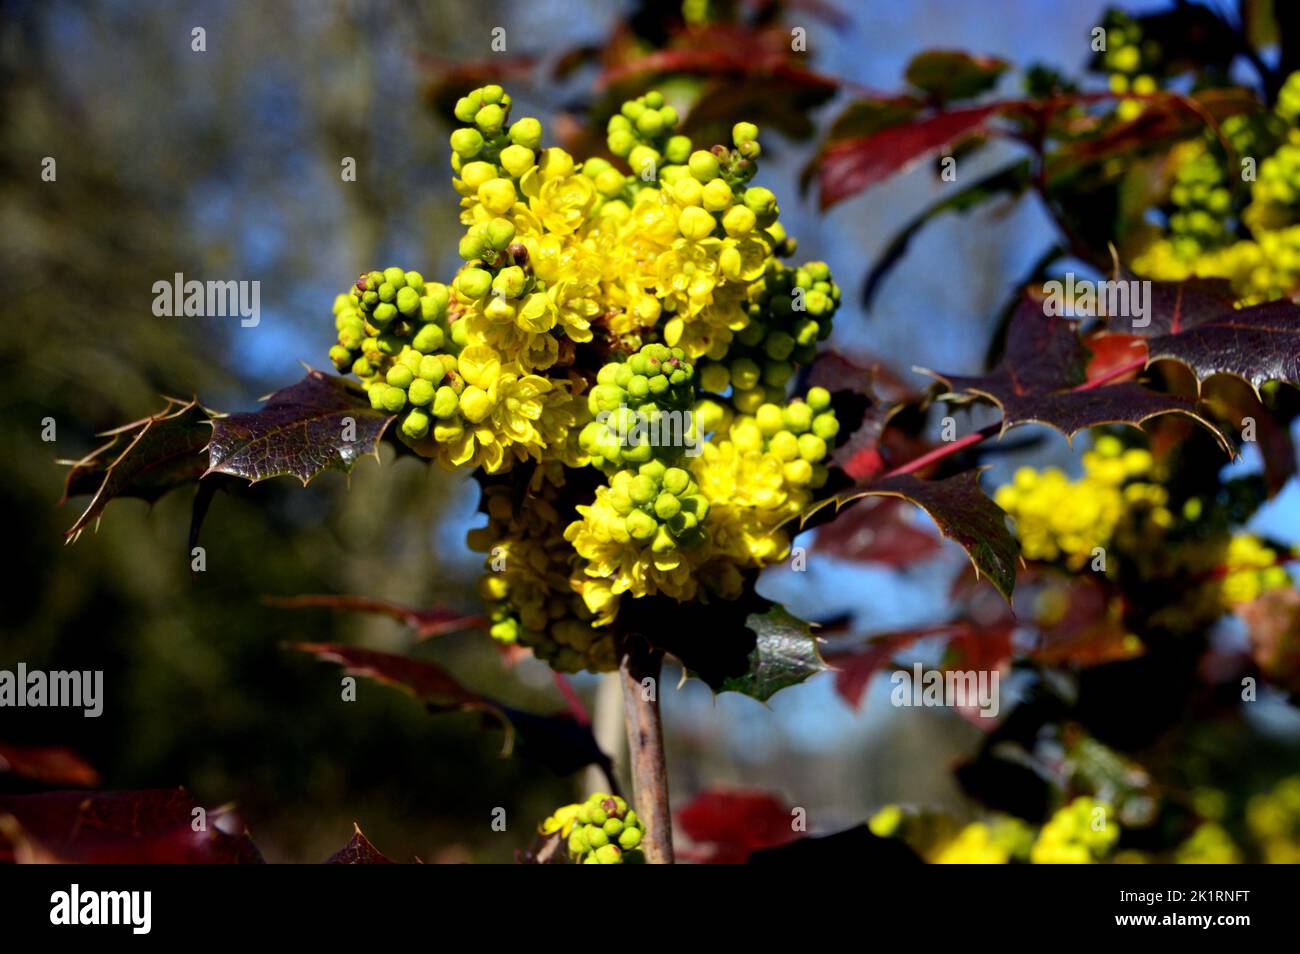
[1247,776,1300,863]
[1029,797,1120,864]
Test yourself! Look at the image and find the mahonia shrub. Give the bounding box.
[329,84,842,672]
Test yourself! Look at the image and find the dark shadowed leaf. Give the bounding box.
[207,371,394,485]
[289,644,613,779]
[0,743,100,788]
[0,789,263,864]
[62,399,213,540]
[1146,300,1300,394]
[816,102,1006,209]
[804,471,1019,600]
[718,606,830,703]
[929,294,1229,449]
[676,790,802,863]
[905,50,1008,103]
[266,594,485,640]
[325,823,395,864]
[813,497,942,567]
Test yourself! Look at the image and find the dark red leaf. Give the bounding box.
[816,103,1005,209]
[0,789,262,864]
[827,627,940,709]
[813,497,941,567]
[290,643,482,709]
[676,790,802,864]
[62,399,213,540]
[929,294,1229,449]
[207,371,394,485]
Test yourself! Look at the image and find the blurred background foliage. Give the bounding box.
[3,0,1298,862]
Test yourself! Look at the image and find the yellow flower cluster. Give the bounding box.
[994,435,1163,568]
[1030,796,1120,864]
[1131,72,1300,303]
[1247,775,1300,863]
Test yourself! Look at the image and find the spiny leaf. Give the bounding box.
[62,399,214,540]
[207,371,394,485]
[718,606,830,703]
[1147,301,1300,395]
[325,823,394,864]
[813,497,942,567]
[802,471,1019,600]
[927,294,1230,450]
[905,50,1008,104]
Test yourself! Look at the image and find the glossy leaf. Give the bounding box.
[207,371,394,485]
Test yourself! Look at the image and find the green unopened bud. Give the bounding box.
[474,104,505,135]
[783,402,813,434]
[396,285,421,317]
[594,844,622,864]
[408,378,435,406]
[733,121,759,146]
[492,265,527,299]
[329,345,353,371]
[499,144,534,178]
[401,408,430,440]
[688,150,720,182]
[459,385,493,422]
[432,385,459,418]
[665,134,692,164]
[457,268,493,299]
[509,116,543,150]
[618,826,642,851]
[386,364,414,390]
[450,127,484,159]
[379,385,407,413]
[812,412,839,440]
[412,323,445,354]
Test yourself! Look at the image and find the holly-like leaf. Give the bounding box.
[1146,300,1300,395]
[676,790,802,863]
[905,50,1008,104]
[718,606,830,703]
[289,643,613,779]
[62,399,214,540]
[815,102,1006,209]
[928,294,1229,449]
[0,743,100,788]
[0,789,263,864]
[265,594,485,640]
[325,823,394,864]
[207,371,394,485]
[804,471,1020,600]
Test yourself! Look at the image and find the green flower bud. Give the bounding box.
[408,378,435,406]
[379,385,407,413]
[412,323,445,354]
[783,402,813,434]
[329,345,353,371]
[382,267,406,289]
[454,95,480,123]
[421,283,450,319]
[798,432,827,462]
[474,104,505,135]
[743,186,777,217]
[594,844,622,864]
[756,403,784,436]
[499,144,534,178]
[479,84,504,105]
[662,467,690,495]
[807,386,832,412]
[607,128,637,157]
[812,412,839,441]
[401,407,430,440]
[699,362,730,393]
[665,135,692,164]
[636,109,665,137]
[396,285,421,317]
[688,150,720,182]
[733,121,759,146]
[432,385,459,418]
[450,127,484,159]
[643,91,664,109]
[770,430,800,461]
[509,116,543,150]
[456,268,493,299]
[731,357,761,391]
[618,826,642,851]
[386,365,414,390]
[491,265,527,299]
[626,510,658,541]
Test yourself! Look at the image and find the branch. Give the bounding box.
[619,641,674,864]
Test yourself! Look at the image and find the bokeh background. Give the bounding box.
[3,0,1297,862]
